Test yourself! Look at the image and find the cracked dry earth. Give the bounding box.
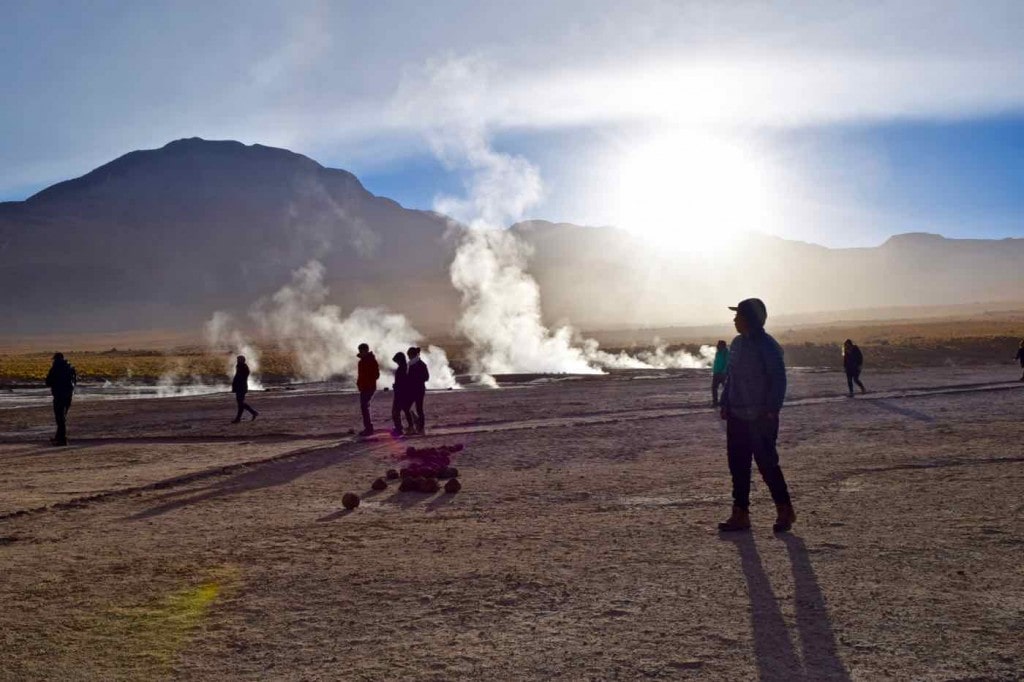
[0,366,1022,681]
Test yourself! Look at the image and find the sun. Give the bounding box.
[607,130,778,252]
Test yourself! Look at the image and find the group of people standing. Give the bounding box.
[356,343,429,438]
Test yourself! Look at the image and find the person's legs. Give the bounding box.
[852,371,866,393]
[413,393,425,433]
[846,372,854,396]
[359,390,375,433]
[751,415,795,531]
[233,394,245,422]
[243,398,258,419]
[52,396,68,444]
[727,418,755,510]
[391,396,404,433]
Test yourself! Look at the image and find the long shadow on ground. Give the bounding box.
[720,533,850,681]
[127,445,358,521]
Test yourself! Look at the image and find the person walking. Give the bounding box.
[843,339,866,397]
[230,355,258,423]
[390,352,415,436]
[356,343,380,437]
[407,346,430,435]
[1015,340,1024,381]
[718,298,796,533]
[711,339,729,406]
[45,352,77,446]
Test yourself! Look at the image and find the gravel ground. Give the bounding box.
[0,365,1022,681]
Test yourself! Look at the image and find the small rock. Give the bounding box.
[385,469,400,480]
[444,478,461,494]
[438,466,459,479]
[371,478,388,491]
[419,477,440,493]
[341,492,360,510]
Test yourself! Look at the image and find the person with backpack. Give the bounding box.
[45,352,77,446]
[406,346,430,434]
[356,343,380,437]
[230,355,259,423]
[843,339,866,397]
[711,339,729,407]
[390,351,415,436]
[718,298,796,533]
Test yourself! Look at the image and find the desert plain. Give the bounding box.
[0,363,1022,681]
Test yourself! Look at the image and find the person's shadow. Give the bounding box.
[721,533,850,681]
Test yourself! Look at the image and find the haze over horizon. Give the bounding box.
[4,0,1024,249]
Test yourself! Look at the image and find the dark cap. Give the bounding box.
[728,298,768,327]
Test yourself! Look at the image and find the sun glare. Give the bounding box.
[607,131,778,252]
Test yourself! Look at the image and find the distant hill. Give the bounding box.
[2,139,1023,340]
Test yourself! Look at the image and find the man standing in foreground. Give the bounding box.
[718,298,796,533]
[356,343,380,437]
[45,352,77,446]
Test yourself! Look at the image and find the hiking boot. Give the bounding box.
[773,502,797,533]
[358,427,374,438]
[389,427,404,437]
[251,411,259,421]
[718,506,751,532]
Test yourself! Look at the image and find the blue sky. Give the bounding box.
[3,0,1023,247]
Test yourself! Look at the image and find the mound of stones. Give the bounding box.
[390,443,464,495]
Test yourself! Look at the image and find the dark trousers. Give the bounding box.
[712,372,726,405]
[234,392,257,421]
[392,395,414,432]
[411,390,425,432]
[359,389,375,431]
[846,370,865,394]
[52,393,72,443]
[726,415,791,510]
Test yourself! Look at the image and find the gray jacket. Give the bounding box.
[721,329,787,420]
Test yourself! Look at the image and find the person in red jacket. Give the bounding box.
[356,343,380,437]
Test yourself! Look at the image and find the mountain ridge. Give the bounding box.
[2,138,1022,338]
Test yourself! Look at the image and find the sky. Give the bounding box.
[2,0,1023,247]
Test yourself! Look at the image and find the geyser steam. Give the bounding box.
[401,56,711,376]
[208,261,457,389]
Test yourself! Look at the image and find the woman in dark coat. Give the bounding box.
[231,355,259,423]
[390,352,415,436]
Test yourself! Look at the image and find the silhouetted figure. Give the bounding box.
[843,339,866,396]
[231,355,258,423]
[407,346,430,434]
[711,339,729,406]
[390,352,415,436]
[45,352,77,446]
[1016,340,1024,382]
[718,298,795,533]
[356,343,380,437]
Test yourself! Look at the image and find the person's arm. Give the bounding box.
[45,367,54,388]
[761,338,787,417]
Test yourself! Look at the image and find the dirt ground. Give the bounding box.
[0,366,1022,681]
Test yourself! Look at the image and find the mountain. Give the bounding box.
[0,138,462,336]
[2,139,1023,340]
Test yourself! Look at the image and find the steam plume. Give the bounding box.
[402,56,711,376]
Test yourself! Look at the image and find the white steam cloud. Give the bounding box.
[209,261,457,389]
[205,311,263,389]
[401,55,711,377]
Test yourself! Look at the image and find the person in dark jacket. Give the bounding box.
[406,346,430,434]
[356,343,380,436]
[231,355,258,423]
[390,352,415,436]
[1015,340,1024,381]
[718,298,795,533]
[711,339,729,406]
[843,339,866,396]
[45,352,77,446]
